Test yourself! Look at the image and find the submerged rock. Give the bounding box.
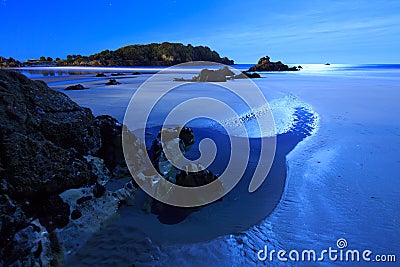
[105,78,121,85]
[65,84,87,90]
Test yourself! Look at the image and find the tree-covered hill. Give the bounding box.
[25,42,234,66]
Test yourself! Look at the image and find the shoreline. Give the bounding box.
[2,65,398,265]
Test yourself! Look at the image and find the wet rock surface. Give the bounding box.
[149,127,222,224]
[0,70,143,265]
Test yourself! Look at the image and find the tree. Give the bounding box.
[39,56,46,61]
[46,57,53,62]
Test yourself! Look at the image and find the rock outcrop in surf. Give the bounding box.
[248,55,299,71]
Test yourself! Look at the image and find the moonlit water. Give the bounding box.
[21,65,400,266]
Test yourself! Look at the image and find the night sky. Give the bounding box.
[1,0,399,63]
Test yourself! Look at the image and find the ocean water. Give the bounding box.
[17,64,400,266]
[16,63,400,79]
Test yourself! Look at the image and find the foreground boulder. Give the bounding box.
[248,55,299,71]
[0,70,144,265]
[0,70,102,198]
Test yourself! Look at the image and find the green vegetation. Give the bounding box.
[2,43,234,67]
[56,42,234,66]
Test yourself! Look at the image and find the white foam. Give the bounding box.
[220,94,319,138]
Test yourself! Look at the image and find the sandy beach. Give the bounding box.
[18,65,398,265]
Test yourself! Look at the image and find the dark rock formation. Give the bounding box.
[0,70,141,265]
[70,210,82,220]
[95,73,106,77]
[234,71,261,79]
[248,56,299,72]
[35,195,71,232]
[110,73,124,76]
[132,72,140,75]
[174,66,235,82]
[148,127,222,224]
[175,168,218,187]
[0,70,101,198]
[65,84,87,90]
[195,66,234,82]
[105,79,121,85]
[93,115,144,176]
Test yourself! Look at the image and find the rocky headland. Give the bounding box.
[248,55,299,71]
[4,42,234,68]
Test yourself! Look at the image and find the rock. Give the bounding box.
[92,182,106,198]
[1,133,98,197]
[57,178,138,257]
[0,70,143,264]
[0,195,29,250]
[234,71,261,79]
[65,84,87,90]
[0,70,102,198]
[132,72,140,75]
[95,73,106,77]
[93,115,146,178]
[174,66,235,82]
[93,115,124,170]
[298,65,303,69]
[175,165,219,187]
[35,195,70,232]
[248,55,299,72]
[105,79,121,85]
[2,225,42,266]
[172,77,186,82]
[70,210,82,220]
[110,73,124,76]
[193,66,235,82]
[148,127,222,223]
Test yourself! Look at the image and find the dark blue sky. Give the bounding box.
[1,0,399,63]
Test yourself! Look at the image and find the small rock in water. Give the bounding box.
[105,79,121,85]
[65,84,87,90]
